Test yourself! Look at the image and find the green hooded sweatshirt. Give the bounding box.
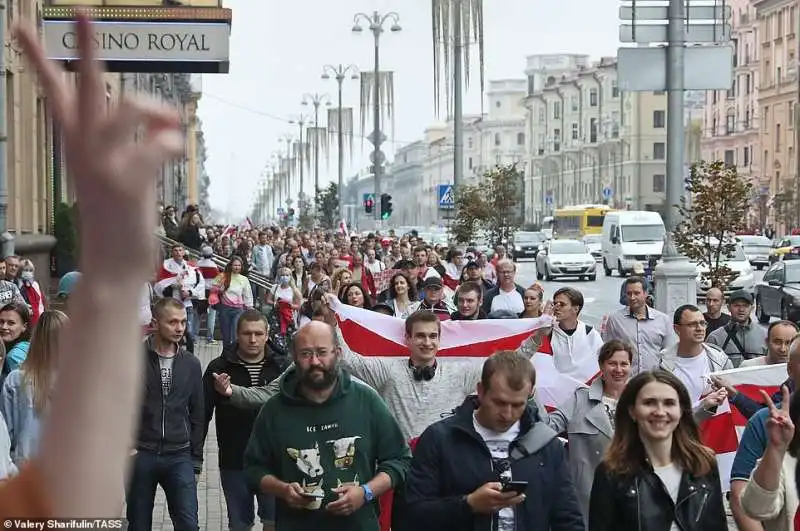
[243,366,411,531]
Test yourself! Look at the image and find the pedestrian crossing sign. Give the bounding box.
[438,184,455,209]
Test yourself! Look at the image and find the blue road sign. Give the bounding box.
[438,184,455,209]
[545,194,553,206]
[602,187,613,200]
[362,193,375,204]
[277,207,285,216]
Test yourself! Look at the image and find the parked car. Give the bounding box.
[582,234,602,261]
[536,239,597,281]
[737,235,772,270]
[755,259,800,322]
[511,231,547,261]
[695,244,756,299]
[770,235,800,263]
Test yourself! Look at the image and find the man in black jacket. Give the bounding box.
[204,310,285,531]
[399,350,584,531]
[128,297,205,531]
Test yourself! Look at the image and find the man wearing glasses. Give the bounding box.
[482,260,524,316]
[707,290,767,367]
[657,304,732,423]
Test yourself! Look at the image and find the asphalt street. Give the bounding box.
[513,258,768,327]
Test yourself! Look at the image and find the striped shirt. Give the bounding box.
[240,358,265,386]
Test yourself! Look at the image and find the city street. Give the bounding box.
[513,258,767,327]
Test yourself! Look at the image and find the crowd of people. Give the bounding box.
[1,15,800,531]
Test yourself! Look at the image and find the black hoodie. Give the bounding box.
[203,342,284,469]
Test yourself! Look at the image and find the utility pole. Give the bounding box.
[452,0,464,189]
[290,115,311,215]
[322,64,359,224]
[302,93,331,206]
[664,0,685,232]
[352,10,402,224]
[0,0,13,257]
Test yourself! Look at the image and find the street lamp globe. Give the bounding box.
[390,23,402,32]
[301,100,308,106]
[350,73,359,80]
[351,24,363,33]
[321,72,331,80]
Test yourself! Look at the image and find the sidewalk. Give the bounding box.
[151,340,227,531]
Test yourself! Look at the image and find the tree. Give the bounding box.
[53,202,79,275]
[673,160,753,290]
[315,182,339,229]
[481,163,525,246]
[449,184,486,244]
[450,163,525,246]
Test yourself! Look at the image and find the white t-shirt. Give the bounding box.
[653,462,682,531]
[490,288,525,314]
[672,353,710,407]
[473,414,521,531]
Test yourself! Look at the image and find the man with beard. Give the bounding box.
[243,321,411,531]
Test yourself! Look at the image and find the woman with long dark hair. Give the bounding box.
[588,370,727,531]
[0,302,31,379]
[210,256,253,346]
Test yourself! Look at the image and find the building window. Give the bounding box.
[517,132,525,146]
[554,129,561,152]
[763,106,769,131]
[494,133,501,147]
[571,96,578,111]
[589,88,598,107]
[724,149,735,166]
[726,114,735,134]
[468,157,473,169]
[776,124,782,152]
[495,100,501,108]
[538,107,545,124]
[590,118,598,143]
[468,136,473,149]
[553,101,561,119]
[653,174,665,193]
[612,80,619,98]
[745,108,751,129]
[571,122,579,140]
[743,146,750,166]
[527,75,535,95]
[653,142,666,159]
[653,110,665,128]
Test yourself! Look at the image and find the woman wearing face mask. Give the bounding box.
[268,267,302,336]
[15,260,45,327]
[588,370,727,531]
[546,340,633,524]
[291,256,307,296]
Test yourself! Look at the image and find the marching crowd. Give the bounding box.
[0,16,799,531]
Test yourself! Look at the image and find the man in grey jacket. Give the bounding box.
[706,289,766,367]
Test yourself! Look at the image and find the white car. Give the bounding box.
[695,244,756,299]
[536,239,597,281]
[582,234,602,261]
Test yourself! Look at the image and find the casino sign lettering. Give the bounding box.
[60,30,211,53]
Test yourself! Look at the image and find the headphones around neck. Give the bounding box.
[409,359,437,381]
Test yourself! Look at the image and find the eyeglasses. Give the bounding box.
[296,349,334,361]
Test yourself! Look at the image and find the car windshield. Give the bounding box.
[786,263,800,283]
[550,241,586,254]
[620,224,665,242]
[739,236,771,246]
[515,232,544,243]
[726,246,747,261]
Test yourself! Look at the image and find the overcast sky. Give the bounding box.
[198,0,621,218]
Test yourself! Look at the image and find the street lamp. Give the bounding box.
[288,114,312,215]
[302,92,332,206]
[322,64,359,222]
[351,10,402,223]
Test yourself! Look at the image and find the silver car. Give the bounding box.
[738,235,772,270]
[536,239,597,281]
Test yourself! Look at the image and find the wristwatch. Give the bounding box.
[362,484,375,503]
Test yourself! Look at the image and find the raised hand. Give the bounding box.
[13,14,184,280]
[761,386,794,451]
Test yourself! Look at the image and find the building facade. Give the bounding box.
[701,0,760,200]
[389,140,426,226]
[525,54,669,223]
[754,0,797,228]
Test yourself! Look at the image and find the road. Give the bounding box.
[513,258,767,327]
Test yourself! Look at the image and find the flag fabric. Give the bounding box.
[338,219,349,238]
[705,363,785,490]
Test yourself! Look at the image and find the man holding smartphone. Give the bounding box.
[398,350,584,531]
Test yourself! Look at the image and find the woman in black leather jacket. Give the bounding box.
[588,370,728,531]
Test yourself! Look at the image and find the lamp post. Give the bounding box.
[280,134,293,209]
[352,10,402,223]
[288,115,312,215]
[322,64,359,222]
[302,92,331,207]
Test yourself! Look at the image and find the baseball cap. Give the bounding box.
[422,277,443,290]
[395,259,416,270]
[57,271,82,298]
[728,289,753,304]
[464,260,480,269]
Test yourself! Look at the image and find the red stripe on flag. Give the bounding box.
[700,412,740,454]
[730,383,781,427]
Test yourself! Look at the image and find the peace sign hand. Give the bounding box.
[13,15,184,281]
[761,385,794,451]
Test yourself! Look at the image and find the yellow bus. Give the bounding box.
[553,205,614,238]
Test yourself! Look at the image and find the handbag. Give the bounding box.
[208,291,220,309]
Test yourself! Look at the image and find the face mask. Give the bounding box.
[279,275,290,284]
[20,271,33,281]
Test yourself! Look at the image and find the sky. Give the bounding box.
[198,0,622,218]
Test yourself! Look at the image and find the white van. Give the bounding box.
[601,211,666,276]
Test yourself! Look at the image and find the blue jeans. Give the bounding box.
[218,305,243,347]
[126,450,198,531]
[219,468,275,530]
[206,307,217,341]
[186,305,199,338]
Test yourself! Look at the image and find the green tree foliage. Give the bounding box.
[673,160,753,289]
[53,202,79,274]
[451,163,525,245]
[315,182,339,229]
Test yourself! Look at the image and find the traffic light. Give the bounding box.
[364,197,374,214]
[287,208,295,219]
[380,193,393,220]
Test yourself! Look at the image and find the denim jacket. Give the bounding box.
[1,369,42,466]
